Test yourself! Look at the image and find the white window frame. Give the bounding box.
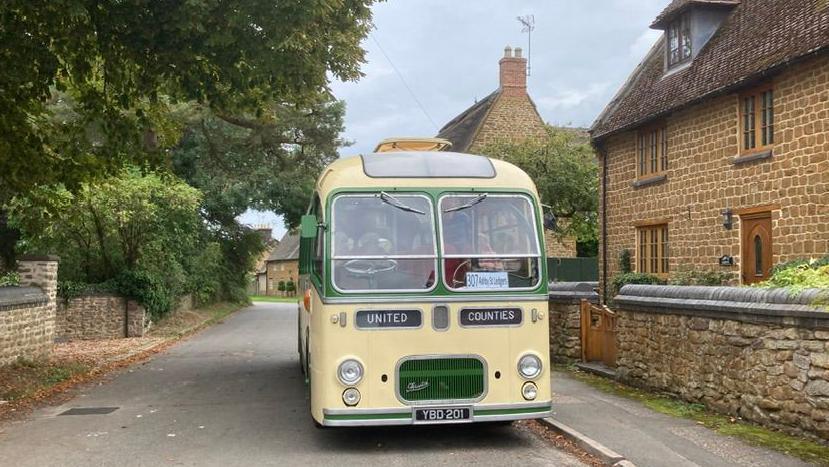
[437,192,542,293]
[330,192,438,294]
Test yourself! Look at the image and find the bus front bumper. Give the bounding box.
[321,401,552,427]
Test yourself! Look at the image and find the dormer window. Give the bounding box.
[652,0,739,74]
[667,14,692,67]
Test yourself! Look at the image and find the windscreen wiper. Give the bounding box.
[379,191,425,215]
[443,193,487,213]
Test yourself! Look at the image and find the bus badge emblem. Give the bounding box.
[406,381,430,393]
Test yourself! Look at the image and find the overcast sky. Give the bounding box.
[240,0,668,237]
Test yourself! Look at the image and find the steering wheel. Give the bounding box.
[451,259,472,287]
[343,259,398,276]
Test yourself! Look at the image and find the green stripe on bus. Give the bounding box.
[473,405,550,416]
[324,412,411,421]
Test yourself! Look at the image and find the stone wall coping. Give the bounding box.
[0,286,48,309]
[17,254,60,262]
[549,281,600,304]
[615,285,829,329]
[62,292,125,299]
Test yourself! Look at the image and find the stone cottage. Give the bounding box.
[265,230,299,295]
[438,46,577,257]
[590,0,828,299]
[250,226,277,296]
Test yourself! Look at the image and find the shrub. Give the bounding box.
[277,281,286,295]
[619,249,632,274]
[0,271,19,287]
[669,268,736,286]
[286,280,296,296]
[770,256,829,276]
[611,272,665,297]
[758,256,829,294]
[110,270,174,320]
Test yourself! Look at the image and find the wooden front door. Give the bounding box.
[741,213,773,284]
[580,300,617,367]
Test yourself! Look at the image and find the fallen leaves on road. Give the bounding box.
[52,338,165,368]
[0,302,243,422]
[520,420,604,467]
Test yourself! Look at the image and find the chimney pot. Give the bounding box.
[514,47,523,58]
[503,45,512,58]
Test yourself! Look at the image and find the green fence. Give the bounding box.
[547,257,599,282]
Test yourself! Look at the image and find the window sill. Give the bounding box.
[732,149,773,165]
[663,61,691,78]
[631,174,667,189]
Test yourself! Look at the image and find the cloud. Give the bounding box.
[536,82,612,112]
[629,29,662,60]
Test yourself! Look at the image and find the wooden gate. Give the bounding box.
[579,299,617,367]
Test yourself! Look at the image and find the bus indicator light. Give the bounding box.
[342,388,361,406]
[522,382,538,401]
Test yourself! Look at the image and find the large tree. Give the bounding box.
[480,127,599,255]
[171,94,346,228]
[0,0,375,202]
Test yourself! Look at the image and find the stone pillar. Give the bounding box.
[17,255,59,304]
[14,255,60,358]
[126,300,147,337]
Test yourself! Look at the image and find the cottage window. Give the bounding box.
[740,85,774,154]
[667,14,692,67]
[636,125,668,178]
[636,224,669,276]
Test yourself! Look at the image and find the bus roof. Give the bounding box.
[315,151,539,200]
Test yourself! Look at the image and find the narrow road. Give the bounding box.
[0,303,585,466]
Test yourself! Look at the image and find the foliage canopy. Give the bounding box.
[6,169,250,317]
[0,0,375,203]
[479,127,599,253]
[171,96,345,228]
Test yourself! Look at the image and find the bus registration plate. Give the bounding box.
[414,407,471,423]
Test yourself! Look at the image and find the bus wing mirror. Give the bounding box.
[543,212,557,231]
[300,215,317,239]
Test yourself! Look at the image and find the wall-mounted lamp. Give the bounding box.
[721,208,733,230]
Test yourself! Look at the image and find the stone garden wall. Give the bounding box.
[0,256,59,365]
[614,284,829,440]
[548,282,598,362]
[57,294,148,340]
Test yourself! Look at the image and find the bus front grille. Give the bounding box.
[398,357,485,402]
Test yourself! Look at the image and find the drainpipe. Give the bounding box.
[596,142,609,304]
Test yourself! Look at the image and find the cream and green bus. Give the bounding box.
[297,148,553,427]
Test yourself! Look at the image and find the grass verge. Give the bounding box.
[248,295,298,303]
[562,366,829,465]
[150,302,243,337]
[0,301,244,419]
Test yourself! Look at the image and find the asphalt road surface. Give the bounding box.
[0,302,586,466]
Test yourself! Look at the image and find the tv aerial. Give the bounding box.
[516,14,535,77]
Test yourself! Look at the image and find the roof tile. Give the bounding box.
[592,0,829,140]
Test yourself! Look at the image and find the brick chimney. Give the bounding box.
[499,45,527,97]
[255,226,273,244]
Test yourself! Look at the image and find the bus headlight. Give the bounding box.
[338,359,364,385]
[342,388,361,406]
[522,382,538,401]
[517,354,542,379]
